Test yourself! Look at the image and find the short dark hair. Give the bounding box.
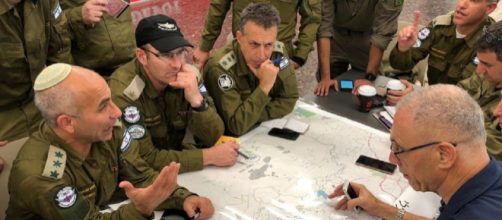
[239,3,280,34]
[477,21,502,62]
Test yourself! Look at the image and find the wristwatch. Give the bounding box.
[192,96,209,112]
[396,208,406,220]
[364,73,377,81]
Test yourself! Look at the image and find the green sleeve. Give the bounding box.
[371,0,402,50]
[295,0,321,60]
[203,64,271,136]
[157,186,197,210]
[187,95,225,146]
[389,21,435,71]
[317,0,335,39]
[457,73,483,97]
[199,0,232,52]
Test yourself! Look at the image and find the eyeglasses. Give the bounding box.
[141,47,188,60]
[390,141,457,158]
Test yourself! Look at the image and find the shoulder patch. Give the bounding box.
[218,74,235,91]
[123,75,145,101]
[55,186,77,208]
[433,13,453,27]
[120,129,133,152]
[123,106,140,123]
[218,51,237,71]
[52,2,62,19]
[128,124,146,139]
[417,27,431,40]
[273,41,285,54]
[42,145,66,180]
[394,0,403,7]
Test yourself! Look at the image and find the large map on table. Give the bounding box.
[178,101,409,220]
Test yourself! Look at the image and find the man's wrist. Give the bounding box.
[192,95,208,112]
[364,73,377,81]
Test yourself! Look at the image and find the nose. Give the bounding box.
[258,46,267,60]
[168,55,184,70]
[457,0,467,9]
[110,101,122,119]
[389,152,400,165]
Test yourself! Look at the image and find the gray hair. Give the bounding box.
[239,3,280,34]
[477,20,502,61]
[34,83,79,128]
[396,84,486,145]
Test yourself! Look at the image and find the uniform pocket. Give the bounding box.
[0,42,29,82]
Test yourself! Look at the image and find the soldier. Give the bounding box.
[314,0,403,96]
[203,3,299,136]
[6,63,214,219]
[193,0,321,70]
[60,0,135,76]
[0,0,71,152]
[109,15,239,173]
[390,0,497,85]
[458,20,502,160]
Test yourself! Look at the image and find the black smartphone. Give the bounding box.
[355,155,397,174]
[161,209,190,220]
[268,128,300,140]
[343,181,361,212]
[339,79,354,92]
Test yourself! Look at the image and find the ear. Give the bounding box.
[236,30,243,44]
[437,142,457,169]
[136,48,147,65]
[56,114,76,134]
[486,2,497,15]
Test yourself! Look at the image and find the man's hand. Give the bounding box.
[193,48,210,70]
[397,11,421,52]
[82,0,109,25]
[202,141,240,167]
[169,64,204,108]
[386,80,414,106]
[119,162,180,217]
[249,60,279,95]
[183,195,214,219]
[314,79,339,96]
[329,182,385,217]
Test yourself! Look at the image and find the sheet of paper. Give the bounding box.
[261,118,287,129]
[393,187,441,219]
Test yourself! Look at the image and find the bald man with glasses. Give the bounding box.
[329,85,502,219]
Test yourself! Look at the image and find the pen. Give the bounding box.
[237,150,249,159]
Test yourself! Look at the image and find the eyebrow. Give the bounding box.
[98,97,111,110]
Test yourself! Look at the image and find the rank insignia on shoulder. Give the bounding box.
[42,145,66,180]
[417,28,430,40]
[272,57,289,70]
[55,186,77,208]
[218,74,234,91]
[123,106,140,123]
[127,124,146,139]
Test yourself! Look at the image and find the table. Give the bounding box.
[176,101,408,220]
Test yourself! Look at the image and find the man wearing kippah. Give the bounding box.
[6,63,214,220]
[108,15,239,173]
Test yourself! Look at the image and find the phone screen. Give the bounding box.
[268,128,300,140]
[355,155,397,174]
[339,80,354,91]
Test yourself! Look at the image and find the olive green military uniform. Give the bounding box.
[200,0,321,66]
[6,121,194,219]
[390,13,494,85]
[317,0,403,77]
[458,74,502,160]
[0,0,72,142]
[60,0,135,76]
[203,40,299,136]
[108,59,224,173]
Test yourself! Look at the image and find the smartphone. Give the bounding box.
[339,79,354,92]
[355,155,397,174]
[342,181,361,212]
[268,128,300,140]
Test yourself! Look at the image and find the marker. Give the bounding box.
[237,150,249,159]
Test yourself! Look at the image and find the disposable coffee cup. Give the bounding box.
[386,80,405,91]
[357,85,377,112]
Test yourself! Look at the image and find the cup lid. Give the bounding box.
[386,80,405,90]
[358,85,377,96]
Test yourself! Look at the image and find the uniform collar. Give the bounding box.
[39,122,90,166]
[232,40,254,77]
[135,59,160,99]
[439,158,501,218]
